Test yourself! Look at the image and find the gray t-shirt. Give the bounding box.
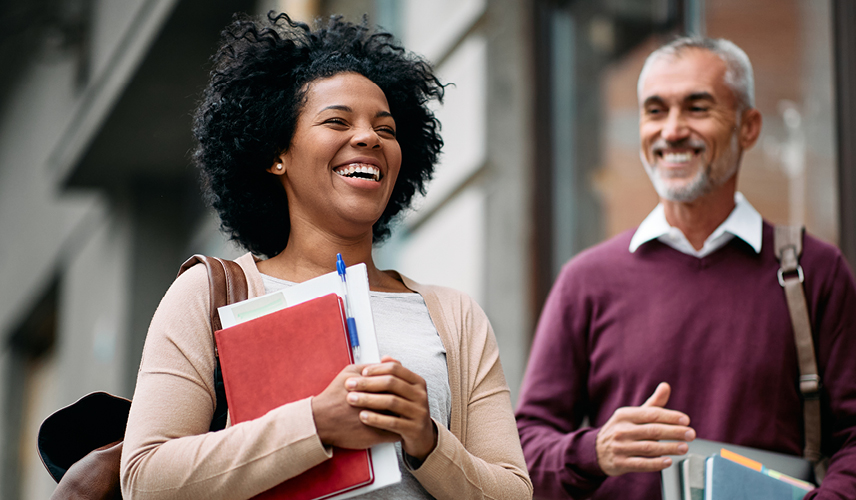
[262,274,452,499]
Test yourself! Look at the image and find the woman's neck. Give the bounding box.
[256,224,409,293]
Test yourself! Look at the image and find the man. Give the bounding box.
[515,37,856,499]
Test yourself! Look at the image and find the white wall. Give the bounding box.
[376,0,534,404]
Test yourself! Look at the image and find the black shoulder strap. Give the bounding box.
[178,255,248,431]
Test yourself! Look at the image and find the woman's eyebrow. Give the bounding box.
[318,106,392,118]
[320,104,352,112]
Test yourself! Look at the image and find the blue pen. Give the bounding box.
[336,253,360,362]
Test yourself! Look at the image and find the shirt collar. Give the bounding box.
[629,192,763,254]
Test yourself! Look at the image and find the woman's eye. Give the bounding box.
[324,118,347,126]
[377,127,396,137]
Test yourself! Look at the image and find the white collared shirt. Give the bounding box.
[629,192,763,258]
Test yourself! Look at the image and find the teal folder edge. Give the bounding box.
[660,438,814,500]
[704,453,809,500]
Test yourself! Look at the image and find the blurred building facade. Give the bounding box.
[0,0,852,497]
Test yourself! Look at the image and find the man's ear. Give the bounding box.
[738,108,762,150]
[268,156,286,176]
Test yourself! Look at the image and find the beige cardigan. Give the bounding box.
[120,253,532,500]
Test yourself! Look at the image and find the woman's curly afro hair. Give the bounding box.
[192,12,444,258]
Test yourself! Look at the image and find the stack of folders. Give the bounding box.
[679,448,815,500]
[215,263,401,500]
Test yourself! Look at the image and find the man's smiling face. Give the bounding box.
[638,48,744,202]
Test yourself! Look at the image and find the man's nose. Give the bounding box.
[661,109,689,142]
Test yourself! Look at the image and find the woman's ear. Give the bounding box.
[268,157,286,176]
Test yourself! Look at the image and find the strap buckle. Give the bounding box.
[778,265,804,287]
[799,374,821,397]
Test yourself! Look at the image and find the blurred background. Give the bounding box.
[0,0,853,497]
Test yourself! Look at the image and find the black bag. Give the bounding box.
[37,256,247,499]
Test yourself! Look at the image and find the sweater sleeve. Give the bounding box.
[515,264,608,498]
[804,253,856,500]
[119,264,332,500]
[410,289,533,500]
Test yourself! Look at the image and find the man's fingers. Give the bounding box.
[597,387,695,477]
[641,382,671,408]
[617,405,691,427]
[611,436,691,457]
[603,440,689,476]
[615,456,675,474]
[619,422,695,442]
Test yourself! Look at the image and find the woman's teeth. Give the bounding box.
[335,163,381,181]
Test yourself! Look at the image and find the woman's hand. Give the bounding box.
[311,364,400,449]
[345,356,438,461]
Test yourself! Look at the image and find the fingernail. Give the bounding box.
[362,368,370,376]
[685,430,695,440]
[677,443,688,454]
[360,411,369,421]
[663,458,672,466]
[347,393,358,403]
[345,378,357,389]
[678,416,689,426]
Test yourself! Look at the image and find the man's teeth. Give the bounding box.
[662,152,694,163]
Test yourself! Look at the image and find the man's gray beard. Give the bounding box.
[641,132,740,203]
[645,162,712,202]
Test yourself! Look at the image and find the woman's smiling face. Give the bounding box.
[271,72,402,239]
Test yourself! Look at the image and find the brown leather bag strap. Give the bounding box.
[774,225,826,482]
[178,255,249,351]
[177,255,248,433]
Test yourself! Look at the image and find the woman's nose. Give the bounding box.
[352,127,381,149]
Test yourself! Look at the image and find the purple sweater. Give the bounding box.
[516,222,856,499]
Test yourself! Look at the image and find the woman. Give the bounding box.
[120,12,531,500]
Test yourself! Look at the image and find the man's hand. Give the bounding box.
[596,382,696,476]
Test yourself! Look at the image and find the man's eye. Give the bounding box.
[689,106,709,112]
[646,108,664,115]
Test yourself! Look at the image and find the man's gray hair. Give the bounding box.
[637,37,755,110]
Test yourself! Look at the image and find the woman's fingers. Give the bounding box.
[354,401,437,460]
[346,373,423,400]
[311,365,399,450]
[345,374,428,424]
[346,358,428,408]
[358,408,438,460]
[360,356,422,384]
[346,391,420,416]
[345,357,437,461]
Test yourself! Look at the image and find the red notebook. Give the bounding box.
[215,293,374,500]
